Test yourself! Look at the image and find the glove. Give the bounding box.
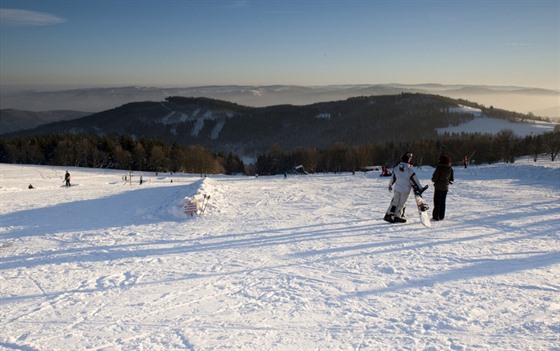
[388,185,393,192]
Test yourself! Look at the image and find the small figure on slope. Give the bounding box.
[64,171,71,187]
[431,154,454,221]
[383,152,426,223]
[380,165,392,177]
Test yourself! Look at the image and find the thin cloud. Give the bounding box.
[509,42,532,47]
[0,8,66,27]
[229,1,248,9]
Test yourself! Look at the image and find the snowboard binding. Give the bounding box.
[413,184,429,196]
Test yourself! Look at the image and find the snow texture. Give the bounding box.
[437,105,556,136]
[1,160,559,351]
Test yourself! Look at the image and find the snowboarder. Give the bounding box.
[384,152,425,223]
[432,154,454,221]
[64,171,71,187]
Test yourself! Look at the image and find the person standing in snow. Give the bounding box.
[64,171,71,187]
[380,165,392,177]
[431,154,454,221]
[384,152,425,223]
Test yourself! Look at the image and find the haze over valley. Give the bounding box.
[1,83,558,120]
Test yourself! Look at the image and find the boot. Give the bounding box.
[383,213,394,223]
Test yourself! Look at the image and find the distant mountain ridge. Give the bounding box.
[0,109,90,135]
[1,83,558,118]
[7,93,539,158]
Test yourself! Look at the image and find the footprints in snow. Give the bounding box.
[94,271,140,290]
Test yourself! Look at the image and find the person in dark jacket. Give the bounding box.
[64,171,71,187]
[431,154,454,221]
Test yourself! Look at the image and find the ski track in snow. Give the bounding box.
[0,161,559,350]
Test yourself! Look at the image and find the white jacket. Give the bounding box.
[390,161,421,193]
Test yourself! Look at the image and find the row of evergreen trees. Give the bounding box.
[255,128,560,174]
[0,134,244,175]
[0,127,558,175]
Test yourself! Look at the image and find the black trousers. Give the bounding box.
[432,190,448,220]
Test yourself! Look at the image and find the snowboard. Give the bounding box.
[412,184,431,228]
[414,193,431,228]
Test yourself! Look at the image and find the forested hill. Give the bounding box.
[7,93,529,157]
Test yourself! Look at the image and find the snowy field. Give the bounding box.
[1,160,559,351]
[437,105,557,136]
[436,117,556,137]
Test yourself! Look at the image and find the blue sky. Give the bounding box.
[1,0,558,90]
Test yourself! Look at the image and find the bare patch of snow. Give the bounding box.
[438,116,556,136]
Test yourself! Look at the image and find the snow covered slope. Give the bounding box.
[0,160,559,350]
[437,105,556,136]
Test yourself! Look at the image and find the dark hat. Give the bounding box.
[439,154,451,164]
[401,152,412,162]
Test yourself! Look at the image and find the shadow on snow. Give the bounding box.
[0,181,203,240]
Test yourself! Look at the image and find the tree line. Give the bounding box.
[254,127,560,175]
[0,126,558,175]
[0,134,244,175]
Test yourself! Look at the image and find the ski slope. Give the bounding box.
[1,160,559,351]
